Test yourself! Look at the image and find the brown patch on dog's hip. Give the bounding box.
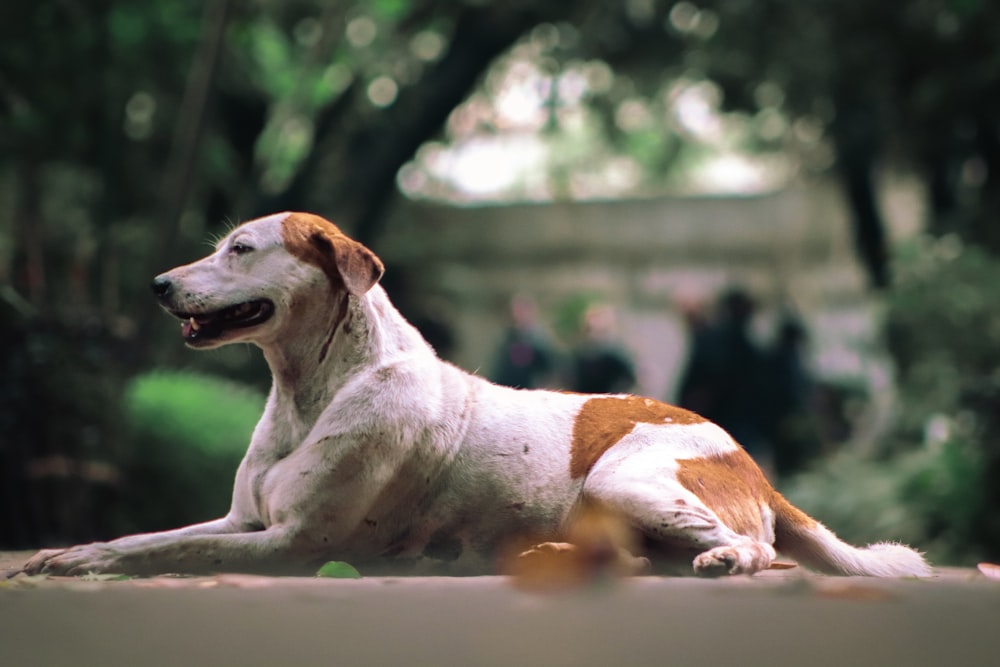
[675,450,773,537]
[570,396,706,478]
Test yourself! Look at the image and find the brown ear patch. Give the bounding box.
[281,212,384,295]
[675,450,775,537]
[570,396,707,478]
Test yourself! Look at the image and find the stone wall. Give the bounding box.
[377,183,884,403]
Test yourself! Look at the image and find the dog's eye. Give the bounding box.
[230,242,254,255]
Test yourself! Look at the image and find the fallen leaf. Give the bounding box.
[768,562,798,570]
[506,542,591,593]
[80,572,132,582]
[316,561,362,579]
[503,503,648,593]
[977,562,1000,580]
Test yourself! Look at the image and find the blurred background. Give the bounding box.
[1,0,998,566]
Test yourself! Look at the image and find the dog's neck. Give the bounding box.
[260,285,432,421]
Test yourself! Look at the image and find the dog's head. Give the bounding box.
[151,212,384,349]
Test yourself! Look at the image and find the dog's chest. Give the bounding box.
[242,415,312,520]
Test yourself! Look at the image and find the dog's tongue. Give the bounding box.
[180,316,203,339]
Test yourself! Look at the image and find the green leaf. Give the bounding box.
[373,0,410,21]
[80,572,133,581]
[315,561,362,579]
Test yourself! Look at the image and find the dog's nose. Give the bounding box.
[151,275,173,299]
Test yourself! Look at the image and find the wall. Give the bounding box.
[377,183,885,403]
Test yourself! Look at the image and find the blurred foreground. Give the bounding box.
[2,551,998,667]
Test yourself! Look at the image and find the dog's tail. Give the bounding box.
[770,492,932,577]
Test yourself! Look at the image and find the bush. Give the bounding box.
[888,236,1000,443]
[783,236,1000,565]
[0,309,127,547]
[118,370,265,532]
[782,436,985,566]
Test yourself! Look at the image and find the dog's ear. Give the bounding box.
[282,213,385,296]
[311,231,384,296]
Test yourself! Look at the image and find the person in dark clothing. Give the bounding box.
[765,314,820,477]
[569,304,636,394]
[490,294,556,389]
[678,289,773,469]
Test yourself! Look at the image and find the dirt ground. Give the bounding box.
[2,550,998,667]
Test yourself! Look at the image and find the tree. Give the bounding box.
[694,0,1000,283]
[7,1,1000,325]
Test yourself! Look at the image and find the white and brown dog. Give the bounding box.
[25,212,930,578]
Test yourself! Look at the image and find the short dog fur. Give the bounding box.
[25,212,931,578]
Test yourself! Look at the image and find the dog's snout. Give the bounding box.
[151,275,173,300]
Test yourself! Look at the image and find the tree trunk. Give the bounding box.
[263,3,561,248]
[12,161,46,311]
[131,0,231,364]
[831,99,891,289]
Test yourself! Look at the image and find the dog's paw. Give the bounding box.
[22,548,69,575]
[23,543,127,576]
[693,543,774,577]
[693,546,740,577]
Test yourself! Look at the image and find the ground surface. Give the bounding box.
[2,550,998,667]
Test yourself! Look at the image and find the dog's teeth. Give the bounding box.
[190,317,200,331]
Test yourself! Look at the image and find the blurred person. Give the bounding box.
[569,303,636,394]
[678,288,773,471]
[490,294,557,389]
[764,313,821,478]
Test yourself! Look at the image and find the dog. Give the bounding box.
[24,212,931,578]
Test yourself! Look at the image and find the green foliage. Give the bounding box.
[316,561,362,579]
[118,370,265,532]
[125,370,264,459]
[888,236,1000,438]
[243,18,297,97]
[371,0,411,22]
[625,128,680,176]
[785,237,1000,564]
[0,310,126,547]
[782,437,985,566]
[79,573,133,582]
[899,436,986,558]
[552,292,602,341]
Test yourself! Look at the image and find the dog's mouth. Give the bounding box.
[170,299,274,345]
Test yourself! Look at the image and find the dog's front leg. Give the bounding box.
[22,521,308,576]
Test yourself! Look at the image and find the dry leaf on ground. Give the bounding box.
[768,562,798,570]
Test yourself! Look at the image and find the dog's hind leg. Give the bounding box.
[581,456,777,576]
